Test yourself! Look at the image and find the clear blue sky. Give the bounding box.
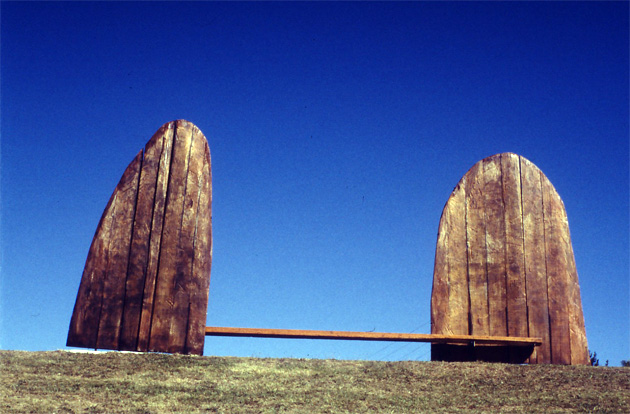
[2,2,628,365]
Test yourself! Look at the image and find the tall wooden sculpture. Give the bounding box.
[67,120,212,355]
[431,153,588,364]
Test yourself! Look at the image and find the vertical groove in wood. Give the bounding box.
[501,154,528,362]
[453,183,470,335]
[518,156,533,364]
[137,123,175,351]
[167,121,199,354]
[117,150,145,351]
[465,162,489,336]
[96,151,142,350]
[483,155,508,338]
[185,131,213,355]
[521,159,551,363]
[149,121,194,352]
[119,126,164,351]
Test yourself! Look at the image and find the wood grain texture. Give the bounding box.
[447,182,470,336]
[206,327,542,346]
[67,188,117,348]
[430,181,470,361]
[96,151,142,350]
[148,121,194,352]
[542,176,571,364]
[118,126,164,351]
[185,134,213,355]
[465,161,490,336]
[560,193,590,365]
[483,156,507,339]
[430,201,449,335]
[431,181,470,337]
[136,124,174,352]
[566,233,589,365]
[521,157,551,364]
[482,156,508,362]
[500,154,529,363]
[431,153,588,364]
[67,120,212,355]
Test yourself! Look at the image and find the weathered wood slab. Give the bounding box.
[501,153,528,363]
[67,120,212,355]
[465,161,490,337]
[431,182,469,337]
[430,153,588,365]
[96,151,142,351]
[521,157,550,363]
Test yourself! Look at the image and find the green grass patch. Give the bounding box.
[1,351,628,413]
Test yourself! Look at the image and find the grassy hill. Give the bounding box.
[1,350,628,413]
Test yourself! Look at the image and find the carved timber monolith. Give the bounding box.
[431,153,588,364]
[67,120,212,355]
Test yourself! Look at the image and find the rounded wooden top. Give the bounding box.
[431,153,588,364]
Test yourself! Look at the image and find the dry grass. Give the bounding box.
[1,350,629,413]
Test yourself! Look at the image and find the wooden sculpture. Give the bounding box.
[431,153,588,364]
[67,120,212,355]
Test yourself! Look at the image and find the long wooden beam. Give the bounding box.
[205,327,542,346]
